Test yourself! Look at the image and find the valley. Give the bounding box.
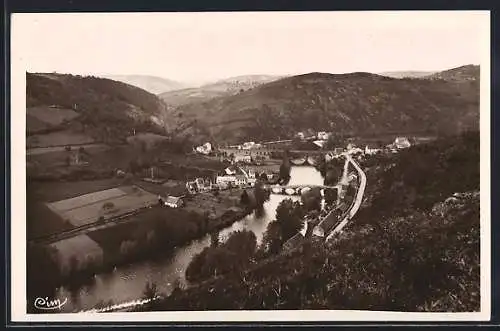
[25,64,481,314]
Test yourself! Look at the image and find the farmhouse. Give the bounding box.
[235,175,248,187]
[159,195,184,208]
[394,137,411,149]
[216,175,236,187]
[195,142,212,155]
[234,154,252,163]
[317,131,331,140]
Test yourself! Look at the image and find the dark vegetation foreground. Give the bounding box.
[148,132,480,312]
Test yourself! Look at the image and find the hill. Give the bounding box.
[159,75,285,108]
[103,75,187,94]
[171,70,479,144]
[26,73,173,145]
[425,64,480,82]
[379,71,436,79]
[149,132,480,312]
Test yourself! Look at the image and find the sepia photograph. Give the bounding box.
[10,10,491,322]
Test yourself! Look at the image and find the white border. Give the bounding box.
[10,11,491,323]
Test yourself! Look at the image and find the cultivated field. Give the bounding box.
[27,130,95,148]
[27,106,80,126]
[46,186,158,227]
[50,234,104,275]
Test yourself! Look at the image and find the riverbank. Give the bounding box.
[27,189,253,311]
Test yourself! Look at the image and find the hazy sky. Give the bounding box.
[13,11,488,85]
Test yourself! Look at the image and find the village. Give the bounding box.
[26,126,419,305]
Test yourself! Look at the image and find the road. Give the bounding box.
[325,153,367,240]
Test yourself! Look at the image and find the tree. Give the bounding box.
[240,190,250,205]
[186,230,257,282]
[259,172,269,182]
[324,188,338,206]
[103,201,115,210]
[275,199,304,241]
[301,187,322,212]
[254,180,270,207]
[143,281,158,307]
[325,133,347,150]
[129,159,140,174]
[279,153,291,183]
[325,168,341,186]
[224,230,257,257]
[261,221,283,255]
[210,231,220,248]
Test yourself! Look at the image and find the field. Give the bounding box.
[27,179,127,238]
[126,133,169,150]
[27,130,95,148]
[183,189,244,219]
[26,114,51,133]
[27,106,80,126]
[46,186,158,227]
[28,178,126,202]
[50,234,104,275]
[135,180,187,197]
[27,200,74,240]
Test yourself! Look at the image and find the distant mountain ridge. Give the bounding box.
[103,75,187,94]
[171,67,479,144]
[425,65,480,81]
[160,75,286,108]
[380,71,436,79]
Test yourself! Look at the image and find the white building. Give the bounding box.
[225,167,237,175]
[195,142,212,155]
[394,137,411,149]
[216,175,236,186]
[159,195,184,208]
[235,175,248,187]
[234,154,252,163]
[241,142,256,150]
[195,178,212,192]
[312,140,327,149]
[364,146,381,155]
[317,131,331,140]
[216,174,248,188]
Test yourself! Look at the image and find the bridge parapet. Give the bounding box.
[265,184,340,196]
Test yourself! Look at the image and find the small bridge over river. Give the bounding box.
[264,184,341,196]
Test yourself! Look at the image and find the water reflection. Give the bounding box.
[58,166,323,313]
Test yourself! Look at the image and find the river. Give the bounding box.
[55,166,324,313]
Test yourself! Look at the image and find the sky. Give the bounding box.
[12,11,488,85]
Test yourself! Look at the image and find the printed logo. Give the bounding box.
[34,297,68,310]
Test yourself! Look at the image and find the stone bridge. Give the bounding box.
[264,184,340,196]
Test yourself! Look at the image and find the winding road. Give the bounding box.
[325,153,367,241]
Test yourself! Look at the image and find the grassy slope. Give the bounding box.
[26,73,175,143]
[159,75,284,107]
[152,132,480,312]
[173,71,479,144]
